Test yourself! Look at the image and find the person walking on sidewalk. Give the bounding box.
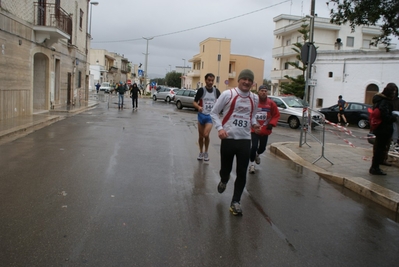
[248,85,280,174]
[210,69,259,216]
[337,95,349,126]
[193,73,221,161]
[116,82,127,109]
[369,83,398,175]
[95,82,101,94]
[130,83,141,110]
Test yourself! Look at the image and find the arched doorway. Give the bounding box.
[33,53,49,112]
[365,84,379,105]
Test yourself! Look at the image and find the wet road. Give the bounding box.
[0,97,398,266]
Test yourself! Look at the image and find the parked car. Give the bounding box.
[174,89,197,109]
[99,82,112,93]
[153,87,180,102]
[269,96,318,129]
[318,102,372,129]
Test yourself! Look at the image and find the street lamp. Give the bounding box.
[143,36,154,94]
[89,1,99,37]
[217,39,221,87]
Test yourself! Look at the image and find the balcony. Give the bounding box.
[228,71,236,79]
[270,69,302,80]
[187,70,200,77]
[33,2,72,45]
[109,66,118,73]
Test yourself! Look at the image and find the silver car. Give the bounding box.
[174,89,197,109]
[269,96,316,129]
[153,86,180,102]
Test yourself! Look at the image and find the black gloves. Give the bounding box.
[266,124,273,130]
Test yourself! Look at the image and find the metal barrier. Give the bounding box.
[299,107,333,165]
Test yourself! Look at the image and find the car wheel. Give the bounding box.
[152,95,157,101]
[358,119,368,129]
[176,101,183,109]
[288,116,300,129]
[166,96,171,102]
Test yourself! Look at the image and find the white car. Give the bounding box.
[269,96,319,129]
[99,82,112,93]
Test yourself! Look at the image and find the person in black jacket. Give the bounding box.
[369,83,398,175]
[130,83,141,110]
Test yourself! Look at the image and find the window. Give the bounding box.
[78,71,82,87]
[297,36,302,43]
[286,39,291,46]
[346,36,354,47]
[79,9,83,29]
[183,90,190,96]
[203,45,205,52]
[284,62,289,69]
[328,72,333,78]
[316,98,323,108]
[363,39,371,48]
[201,61,204,69]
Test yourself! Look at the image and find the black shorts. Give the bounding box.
[339,109,345,115]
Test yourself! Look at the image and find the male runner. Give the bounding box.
[193,73,221,161]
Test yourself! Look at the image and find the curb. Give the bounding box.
[270,142,399,214]
[0,115,62,145]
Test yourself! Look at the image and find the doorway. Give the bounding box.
[365,84,379,104]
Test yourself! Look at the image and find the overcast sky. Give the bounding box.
[88,0,387,79]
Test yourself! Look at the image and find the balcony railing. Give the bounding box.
[34,2,72,37]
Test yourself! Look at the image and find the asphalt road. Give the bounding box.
[0,97,397,266]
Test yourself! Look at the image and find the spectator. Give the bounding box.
[369,83,398,175]
[337,95,349,126]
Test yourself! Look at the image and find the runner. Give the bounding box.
[210,69,259,216]
[193,73,220,161]
[249,85,280,174]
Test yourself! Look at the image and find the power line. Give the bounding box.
[92,0,291,44]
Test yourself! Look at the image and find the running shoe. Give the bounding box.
[217,181,226,193]
[230,201,243,216]
[255,153,260,165]
[249,165,255,174]
[203,152,209,161]
[197,153,203,160]
[345,123,349,127]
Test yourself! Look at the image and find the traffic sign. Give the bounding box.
[308,79,317,86]
[301,42,317,65]
[224,80,228,85]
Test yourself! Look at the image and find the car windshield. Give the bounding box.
[283,97,305,108]
[101,82,110,87]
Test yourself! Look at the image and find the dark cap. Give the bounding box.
[259,85,269,91]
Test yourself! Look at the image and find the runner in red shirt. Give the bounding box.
[249,85,280,174]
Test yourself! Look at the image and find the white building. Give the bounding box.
[311,49,399,108]
[270,14,398,107]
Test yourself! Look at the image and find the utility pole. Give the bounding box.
[143,37,154,95]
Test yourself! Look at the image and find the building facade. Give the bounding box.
[311,49,399,108]
[0,0,91,120]
[185,38,264,91]
[270,14,383,96]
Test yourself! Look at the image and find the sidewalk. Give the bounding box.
[0,100,97,144]
[270,141,399,214]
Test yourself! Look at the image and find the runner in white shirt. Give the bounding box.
[193,73,221,161]
[210,69,260,216]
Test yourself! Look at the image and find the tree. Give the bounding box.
[328,0,399,49]
[165,72,183,88]
[280,22,309,98]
